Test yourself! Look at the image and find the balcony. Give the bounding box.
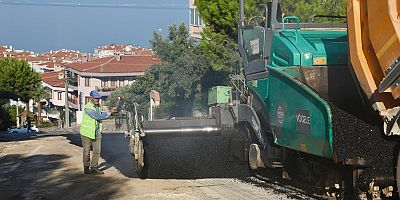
[68,96,79,110]
[96,86,116,97]
[97,86,117,92]
[50,99,64,107]
[68,102,78,110]
[50,96,79,110]
[68,84,78,91]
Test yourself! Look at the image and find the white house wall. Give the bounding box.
[76,75,133,124]
[78,75,100,107]
[51,90,66,107]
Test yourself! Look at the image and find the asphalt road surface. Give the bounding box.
[0,128,320,200]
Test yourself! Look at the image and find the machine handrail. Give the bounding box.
[282,16,300,41]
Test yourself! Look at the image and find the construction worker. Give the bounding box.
[80,90,117,175]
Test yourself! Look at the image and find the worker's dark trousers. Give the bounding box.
[81,132,102,168]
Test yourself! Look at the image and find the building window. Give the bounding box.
[118,79,124,87]
[190,8,204,27]
[57,92,62,100]
[190,8,195,25]
[101,78,107,87]
[85,77,90,87]
[85,97,90,104]
[111,78,116,87]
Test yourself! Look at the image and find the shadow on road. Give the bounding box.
[1,131,250,179]
[0,132,38,142]
[64,133,137,178]
[0,154,128,199]
[0,131,138,179]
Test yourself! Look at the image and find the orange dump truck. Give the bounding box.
[348,0,400,133]
[348,0,400,196]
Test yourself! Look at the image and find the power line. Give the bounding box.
[0,1,187,10]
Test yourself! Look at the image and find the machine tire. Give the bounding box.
[238,123,259,174]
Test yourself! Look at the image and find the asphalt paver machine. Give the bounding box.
[126,0,400,199]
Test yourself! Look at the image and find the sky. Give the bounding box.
[0,0,188,53]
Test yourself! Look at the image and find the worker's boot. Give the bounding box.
[83,166,90,174]
[89,167,104,175]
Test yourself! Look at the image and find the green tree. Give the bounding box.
[0,102,24,130]
[0,100,11,130]
[32,86,50,126]
[196,0,346,33]
[194,0,240,78]
[195,0,346,80]
[195,0,265,38]
[195,0,267,84]
[0,58,41,100]
[0,58,42,127]
[0,58,41,112]
[280,0,346,23]
[108,23,210,117]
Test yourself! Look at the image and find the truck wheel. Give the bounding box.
[239,123,259,174]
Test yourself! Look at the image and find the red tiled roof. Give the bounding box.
[39,62,54,68]
[38,61,64,68]
[67,55,159,74]
[132,48,153,56]
[42,49,83,62]
[26,55,50,62]
[41,71,64,88]
[53,51,80,58]
[12,51,34,58]
[38,62,51,66]
[0,46,7,53]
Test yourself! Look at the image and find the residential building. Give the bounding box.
[0,45,13,57]
[1,45,85,124]
[1,46,84,73]
[189,0,204,39]
[41,71,77,121]
[94,44,153,58]
[3,44,157,126]
[0,45,8,52]
[42,49,83,63]
[64,54,160,124]
[31,49,85,72]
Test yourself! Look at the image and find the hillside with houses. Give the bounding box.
[1,44,158,127]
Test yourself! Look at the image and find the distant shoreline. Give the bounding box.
[0,1,186,10]
[0,0,186,53]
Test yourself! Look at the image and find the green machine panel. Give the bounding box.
[270,29,348,68]
[208,86,231,105]
[267,67,333,159]
[249,67,334,159]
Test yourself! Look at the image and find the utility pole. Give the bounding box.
[16,98,20,127]
[64,67,70,128]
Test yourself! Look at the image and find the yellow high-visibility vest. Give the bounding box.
[80,101,103,139]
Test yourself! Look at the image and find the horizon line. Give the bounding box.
[0,1,187,10]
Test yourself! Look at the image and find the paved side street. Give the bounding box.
[0,128,317,200]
